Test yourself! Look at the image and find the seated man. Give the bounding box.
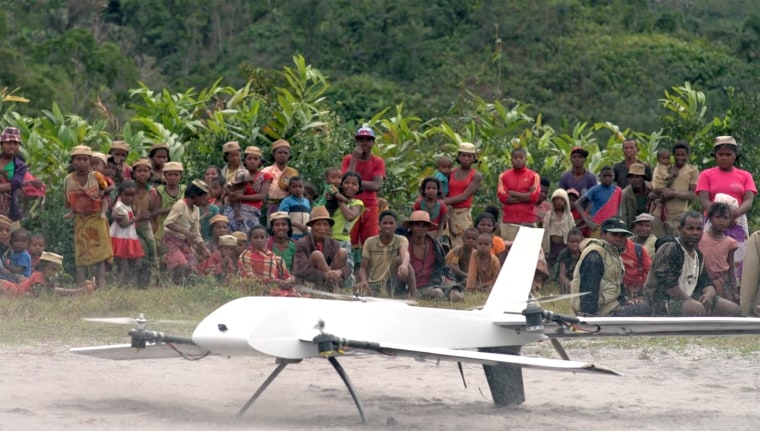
[645,211,740,316]
[356,210,415,297]
[405,211,463,301]
[571,217,650,316]
[292,206,350,291]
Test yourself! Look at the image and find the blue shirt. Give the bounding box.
[279,195,311,239]
[584,184,616,217]
[434,170,449,197]
[9,249,32,278]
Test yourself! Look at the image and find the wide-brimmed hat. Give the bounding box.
[148,143,169,154]
[231,231,248,242]
[218,235,238,247]
[91,152,108,164]
[40,251,64,266]
[271,139,291,152]
[109,141,129,153]
[627,163,646,177]
[132,158,151,169]
[403,210,438,229]
[70,145,93,157]
[601,216,633,237]
[714,136,737,148]
[163,161,184,172]
[570,146,589,158]
[191,179,210,194]
[306,206,335,226]
[354,127,376,140]
[268,211,290,223]
[0,127,21,143]
[244,146,262,157]
[632,213,655,225]
[223,141,241,153]
[209,214,229,226]
[231,168,251,184]
[0,214,11,227]
[458,142,477,154]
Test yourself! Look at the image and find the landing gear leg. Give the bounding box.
[237,360,292,418]
[480,346,525,407]
[328,356,368,424]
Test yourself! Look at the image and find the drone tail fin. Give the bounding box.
[482,226,544,314]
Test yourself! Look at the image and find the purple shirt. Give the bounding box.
[559,170,597,196]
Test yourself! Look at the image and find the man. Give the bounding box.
[644,211,740,317]
[342,127,385,259]
[631,212,657,257]
[496,147,541,241]
[619,163,650,228]
[652,141,698,237]
[405,211,463,301]
[613,138,652,189]
[571,217,650,317]
[356,210,415,297]
[443,143,482,248]
[558,146,597,195]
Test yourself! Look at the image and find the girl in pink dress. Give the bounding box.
[110,181,145,286]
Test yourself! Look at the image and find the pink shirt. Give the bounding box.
[696,167,757,205]
[341,154,385,207]
[699,233,738,281]
[261,165,288,201]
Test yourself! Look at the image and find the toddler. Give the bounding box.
[278,176,311,239]
[466,232,502,292]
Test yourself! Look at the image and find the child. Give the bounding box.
[2,228,32,280]
[1,252,93,297]
[225,146,272,234]
[649,147,675,222]
[206,214,230,253]
[555,229,583,294]
[566,188,589,236]
[267,211,296,270]
[434,155,453,197]
[221,141,242,183]
[474,211,508,264]
[63,145,113,290]
[699,202,739,302]
[109,140,132,182]
[466,232,502,292]
[148,143,170,186]
[412,177,448,239]
[0,215,10,252]
[154,161,186,241]
[575,166,622,238]
[445,227,479,283]
[238,225,295,295]
[303,182,317,206]
[131,159,160,286]
[316,167,342,206]
[91,152,115,218]
[328,171,364,274]
[278,176,311,240]
[105,155,124,188]
[204,165,222,185]
[110,181,145,286]
[198,234,238,281]
[28,233,45,269]
[542,188,576,269]
[199,176,223,242]
[230,231,248,261]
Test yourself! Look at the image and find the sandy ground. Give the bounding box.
[1,340,759,431]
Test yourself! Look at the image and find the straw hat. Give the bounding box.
[244,146,262,157]
[70,145,93,157]
[231,231,248,242]
[627,163,646,177]
[40,252,64,266]
[132,158,151,169]
[209,214,229,226]
[271,139,291,152]
[0,214,11,227]
[163,161,184,172]
[218,235,238,247]
[0,127,21,143]
[223,141,241,153]
[458,142,477,154]
[148,143,169,154]
[91,152,108,164]
[109,141,130,153]
[268,211,290,222]
[714,136,737,148]
[306,206,335,226]
[402,210,438,229]
[191,179,210,193]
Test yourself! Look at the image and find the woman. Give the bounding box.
[0,127,29,222]
[442,142,482,249]
[161,179,211,282]
[696,136,757,279]
[292,206,350,291]
[267,211,296,270]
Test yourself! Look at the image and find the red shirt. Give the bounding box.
[448,168,477,209]
[412,197,448,231]
[242,171,273,209]
[621,239,651,297]
[341,154,385,207]
[496,167,541,223]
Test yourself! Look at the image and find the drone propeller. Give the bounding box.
[469,292,588,311]
[82,313,191,326]
[295,286,417,305]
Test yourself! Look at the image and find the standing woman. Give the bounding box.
[63,145,113,289]
[696,136,757,279]
[0,127,28,222]
[162,179,212,282]
[442,143,482,249]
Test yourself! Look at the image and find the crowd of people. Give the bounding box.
[1,124,760,317]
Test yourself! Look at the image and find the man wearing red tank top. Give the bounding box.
[443,143,482,248]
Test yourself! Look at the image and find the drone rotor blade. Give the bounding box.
[531,292,589,304]
[294,286,355,300]
[82,317,191,325]
[550,338,570,361]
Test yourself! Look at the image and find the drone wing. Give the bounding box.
[71,343,209,360]
[542,316,760,338]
